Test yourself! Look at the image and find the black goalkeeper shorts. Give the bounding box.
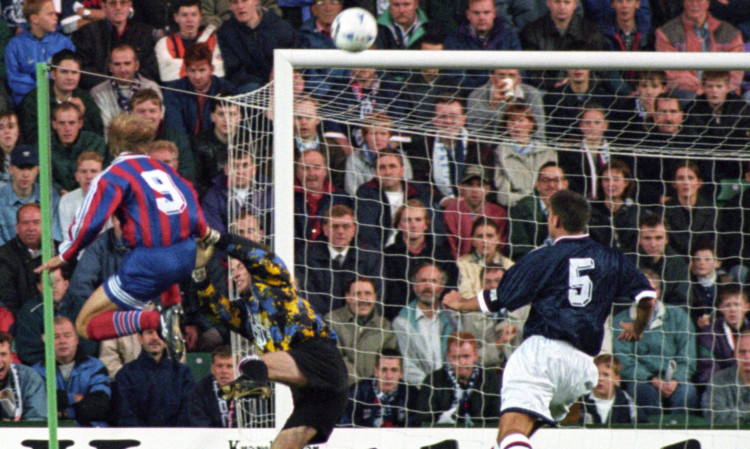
[284,337,349,444]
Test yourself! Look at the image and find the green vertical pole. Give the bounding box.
[36,61,59,449]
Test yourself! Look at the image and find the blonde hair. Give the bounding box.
[108,113,156,157]
[149,140,179,157]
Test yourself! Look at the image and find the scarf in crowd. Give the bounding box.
[0,364,23,421]
[212,379,235,428]
[443,362,480,426]
[371,379,399,428]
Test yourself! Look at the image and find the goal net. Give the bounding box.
[224,49,750,448]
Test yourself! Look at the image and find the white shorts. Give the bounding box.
[501,335,598,424]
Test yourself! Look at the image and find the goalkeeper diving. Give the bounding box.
[192,233,348,449]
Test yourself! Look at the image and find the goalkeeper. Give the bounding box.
[192,233,348,449]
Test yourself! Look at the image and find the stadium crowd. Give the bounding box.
[0,0,749,430]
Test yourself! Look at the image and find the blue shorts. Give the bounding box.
[104,239,197,310]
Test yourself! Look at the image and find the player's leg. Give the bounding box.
[75,284,162,341]
[271,427,318,449]
[75,286,120,339]
[496,412,535,449]
[261,351,309,387]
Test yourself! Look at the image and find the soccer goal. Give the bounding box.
[221,49,750,449]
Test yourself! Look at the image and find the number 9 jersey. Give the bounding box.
[478,234,656,357]
[60,154,208,262]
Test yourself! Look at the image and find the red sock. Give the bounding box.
[85,310,160,341]
[160,284,182,308]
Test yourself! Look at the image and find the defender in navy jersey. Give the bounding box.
[37,113,214,360]
[443,190,656,449]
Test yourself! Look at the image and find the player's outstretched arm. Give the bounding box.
[617,297,656,342]
[442,290,481,312]
[34,255,67,274]
[191,267,251,339]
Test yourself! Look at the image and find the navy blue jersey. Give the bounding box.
[480,235,655,356]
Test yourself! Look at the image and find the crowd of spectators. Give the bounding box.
[0,0,748,431]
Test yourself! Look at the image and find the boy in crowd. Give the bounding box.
[578,354,639,425]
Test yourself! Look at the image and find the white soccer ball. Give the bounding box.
[331,7,378,52]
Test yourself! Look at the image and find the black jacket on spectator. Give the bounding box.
[684,92,750,182]
[339,379,421,427]
[217,12,297,89]
[72,19,158,89]
[416,365,501,427]
[188,374,238,428]
[296,240,382,316]
[660,195,717,259]
[293,181,352,249]
[191,130,229,197]
[578,388,640,425]
[519,14,607,91]
[382,235,457,320]
[544,80,616,143]
[588,199,642,253]
[0,236,42,317]
[631,247,690,307]
[132,0,176,34]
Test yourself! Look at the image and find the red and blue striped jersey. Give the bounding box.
[60,154,208,261]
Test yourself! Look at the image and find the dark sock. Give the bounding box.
[239,357,269,383]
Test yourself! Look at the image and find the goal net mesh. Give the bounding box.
[226,54,750,433]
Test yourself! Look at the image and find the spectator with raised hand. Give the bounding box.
[164,43,236,137]
[466,68,546,143]
[218,0,296,92]
[507,162,568,260]
[588,158,642,253]
[340,349,421,427]
[493,103,557,208]
[631,213,690,306]
[325,277,397,385]
[443,0,521,90]
[32,317,111,426]
[702,329,750,427]
[297,205,381,315]
[417,331,501,427]
[155,0,225,83]
[661,161,716,259]
[20,50,104,143]
[392,263,457,385]
[613,268,698,420]
[14,267,97,365]
[91,44,162,131]
[696,284,750,386]
[5,0,75,105]
[50,102,108,194]
[655,0,744,96]
[72,0,159,88]
[383,200,456,318]
[375,0,429,50]
[442,166,508,259]
[520,0,607,91]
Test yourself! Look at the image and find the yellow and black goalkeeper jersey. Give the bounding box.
[196,236,336,353]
